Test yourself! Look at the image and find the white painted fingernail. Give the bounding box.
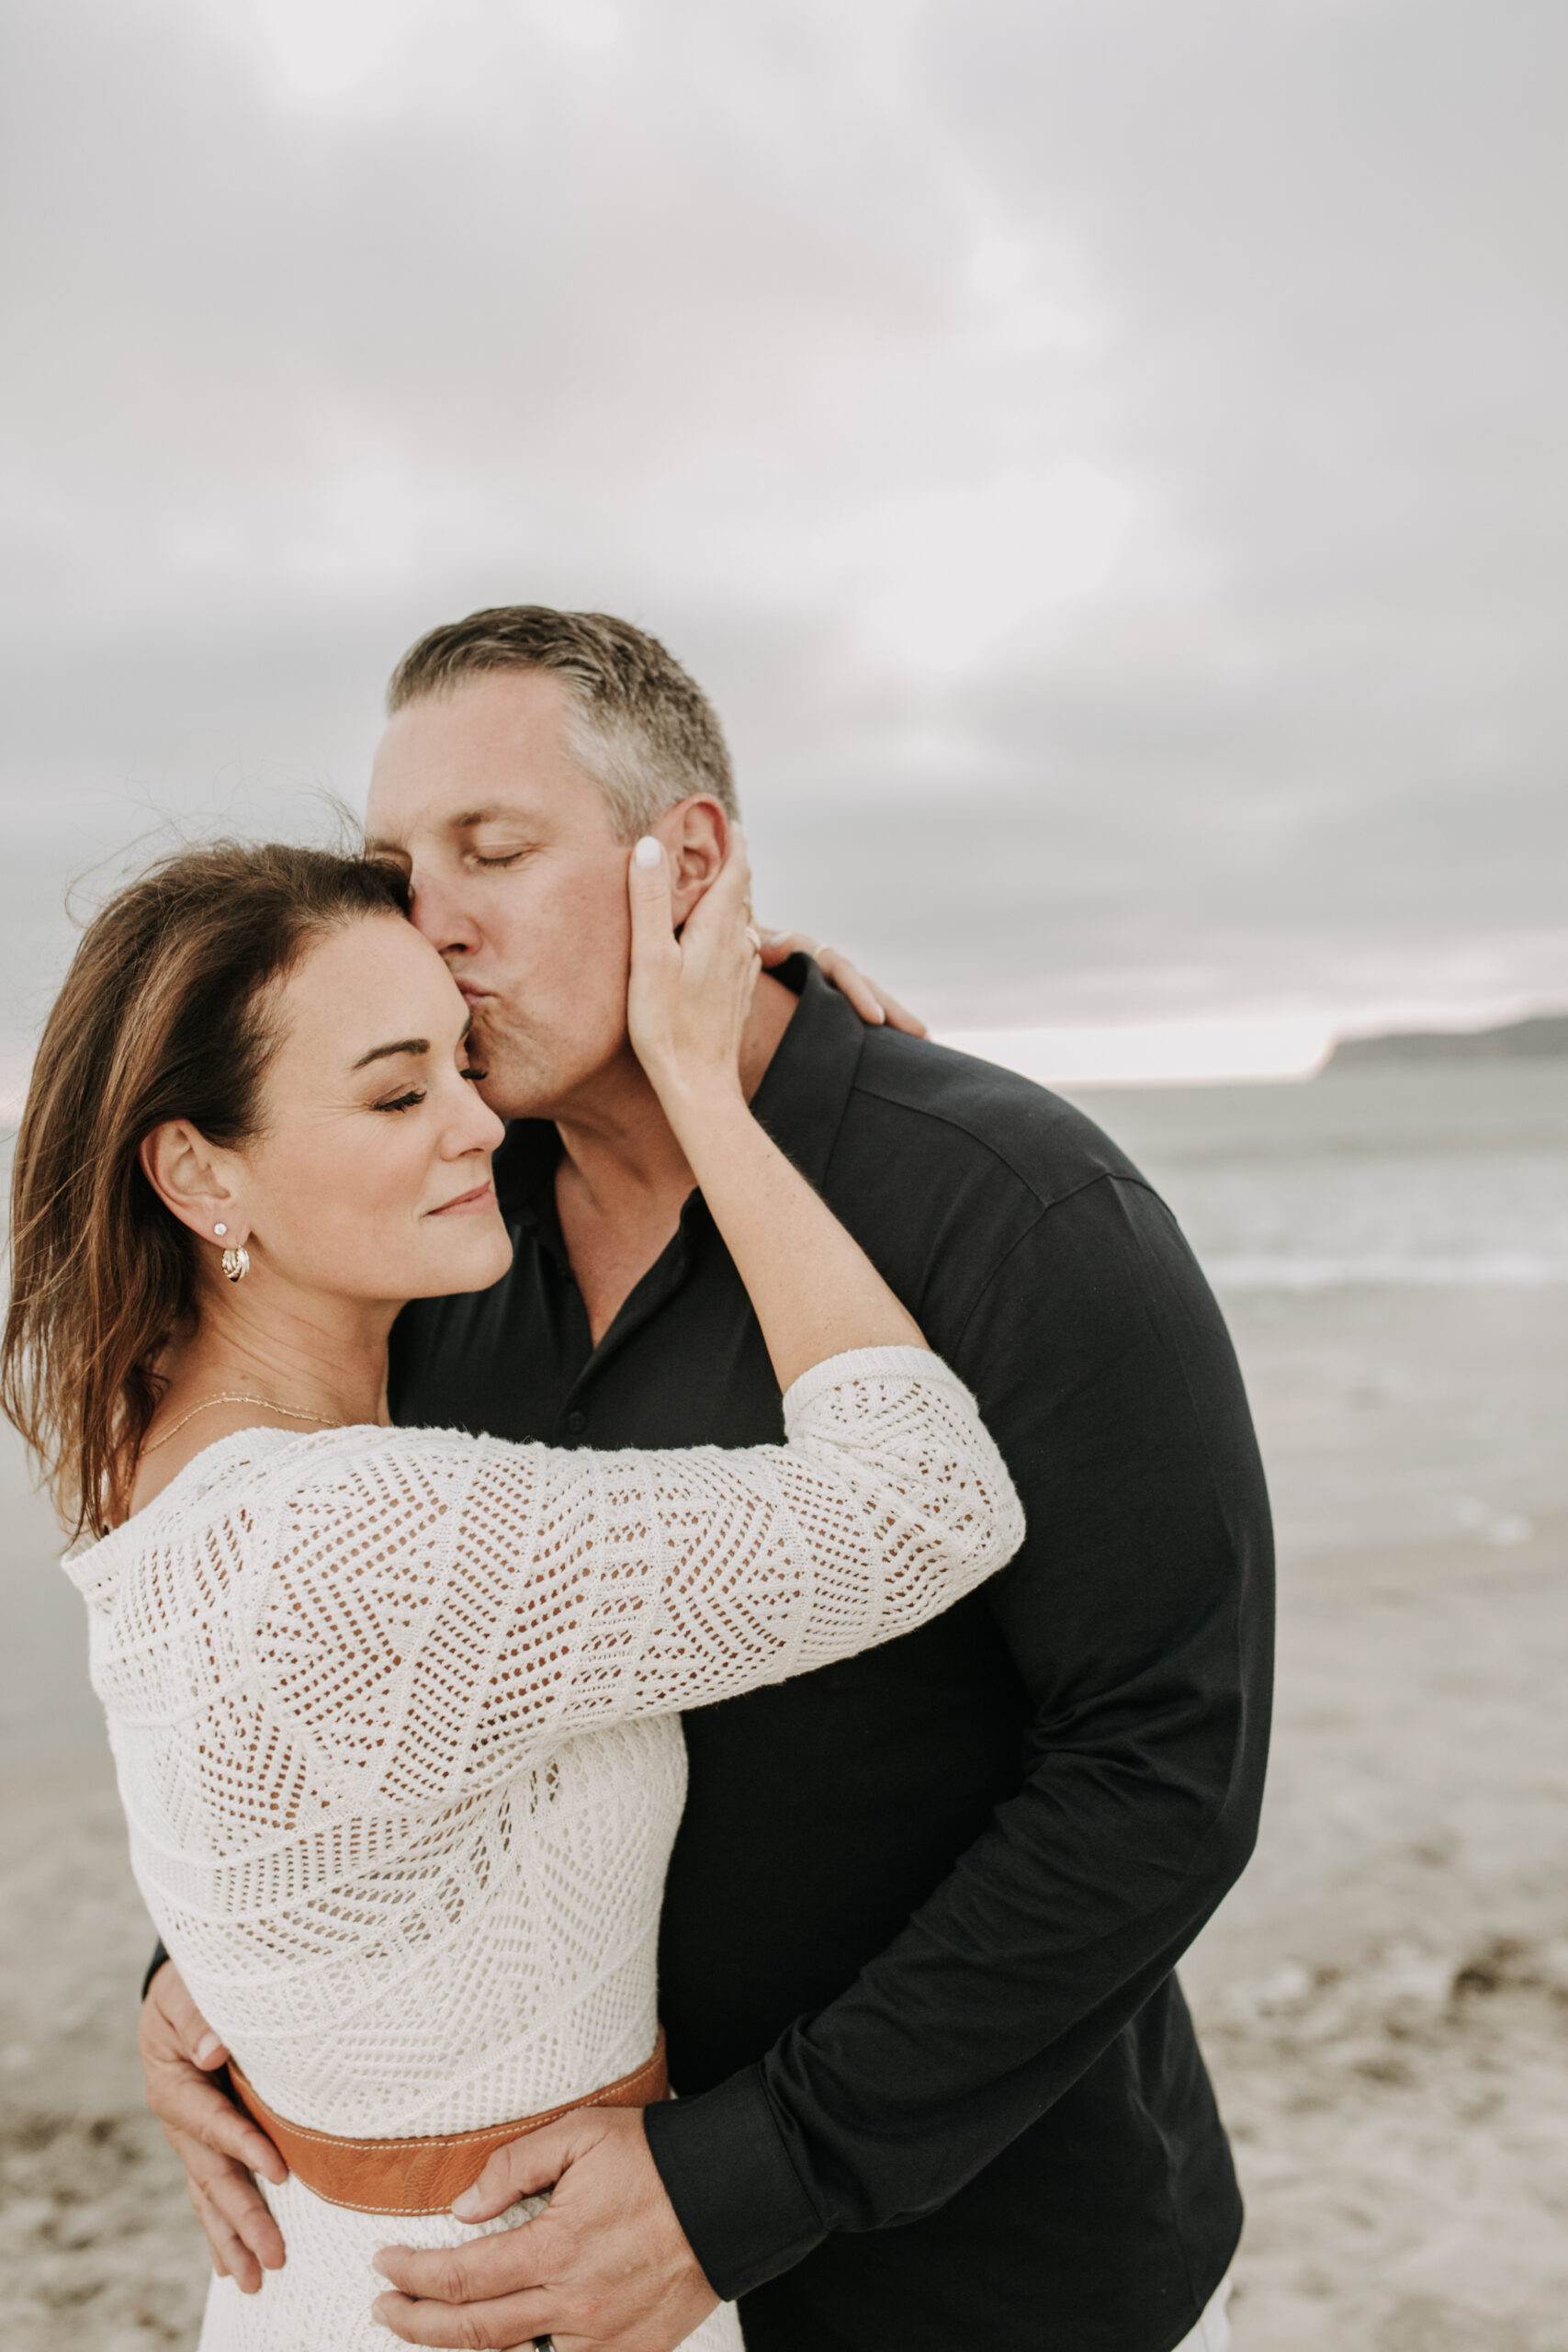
[633,836,661,867]
[196,2034,223,2064]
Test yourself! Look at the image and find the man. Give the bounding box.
[142,605,1271,2352]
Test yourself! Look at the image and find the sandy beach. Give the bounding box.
[6,1512,1564,2350]
[4,1072,1566,2349]
[1185,1510,1568,2350]
[6,1485,1564,2348]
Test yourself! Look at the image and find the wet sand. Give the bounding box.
[1183,1513,1568,2350]
[1,1758,209,2350]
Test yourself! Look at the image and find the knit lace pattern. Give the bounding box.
[66,1347,1022,2350]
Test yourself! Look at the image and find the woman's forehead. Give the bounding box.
[276,917,462,1054]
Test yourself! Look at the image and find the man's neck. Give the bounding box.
[551,972,797,1344]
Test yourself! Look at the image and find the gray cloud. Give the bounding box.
[2,0,1563,1043]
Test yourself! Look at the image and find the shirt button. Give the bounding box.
[565,1410,587,1435]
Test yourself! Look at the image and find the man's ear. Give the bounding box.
[662,799,729,923]
[139,1122,243,1246]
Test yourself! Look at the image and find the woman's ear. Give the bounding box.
[139,1122,243,1246]
[665,798,729,923]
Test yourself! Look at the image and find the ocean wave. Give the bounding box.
[1204,1251,1568,1291]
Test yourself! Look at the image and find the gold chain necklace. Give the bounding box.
[141,1394,341,1455]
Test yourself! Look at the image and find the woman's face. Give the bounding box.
[226,913,513,1306]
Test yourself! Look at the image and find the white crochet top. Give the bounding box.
[66,1348,1021,2352]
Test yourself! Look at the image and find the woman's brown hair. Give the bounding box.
[2,841,410,1540]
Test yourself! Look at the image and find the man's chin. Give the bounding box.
[475,1077,537,1123]
[470,1036,559,1125]
[476,1064,582,1125]
[473,1031,631,1125]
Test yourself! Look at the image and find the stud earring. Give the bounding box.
[221,1244,251,1283]
[213,1223,228,1237]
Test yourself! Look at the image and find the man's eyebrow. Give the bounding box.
[450,806,534,831]
[362,808,536,857]
[353,1037,429,1069]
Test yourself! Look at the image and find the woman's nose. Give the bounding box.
[456,1086,506,1156]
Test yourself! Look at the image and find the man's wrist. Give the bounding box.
[642,2064,827,2303]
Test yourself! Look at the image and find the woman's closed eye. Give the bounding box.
[374,1064,486,1112]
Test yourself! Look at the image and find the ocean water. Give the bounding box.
[1074,1063,1568,1294]
[2,1057,1564,1760]
[1066,1062,1568,1558]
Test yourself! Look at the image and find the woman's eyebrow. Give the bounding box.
[353,1037,429,1069]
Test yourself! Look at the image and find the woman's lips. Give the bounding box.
[427,1181,495,1217]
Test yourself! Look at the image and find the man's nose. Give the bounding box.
[406,867,479,960]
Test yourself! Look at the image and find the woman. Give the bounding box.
[3,831,1023,2350]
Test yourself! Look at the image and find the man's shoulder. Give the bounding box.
[844,1026,1147,1212]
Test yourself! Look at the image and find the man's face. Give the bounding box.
[364,671,639,1123]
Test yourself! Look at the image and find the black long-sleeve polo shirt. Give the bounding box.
[385,958,1274,2352]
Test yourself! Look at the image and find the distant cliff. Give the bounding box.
[1325,1012,1568,1069]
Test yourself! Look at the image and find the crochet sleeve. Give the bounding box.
[247,1347,1022,1804]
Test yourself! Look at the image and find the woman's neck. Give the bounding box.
[164,1282,395,1429]
[122,1283,396,1524]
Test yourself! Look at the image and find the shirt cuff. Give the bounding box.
[643,2063,829,2301]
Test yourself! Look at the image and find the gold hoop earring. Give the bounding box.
[221,1245,251,1283]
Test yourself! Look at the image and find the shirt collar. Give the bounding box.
[747,953,868,1189]
[491,954,868,1229]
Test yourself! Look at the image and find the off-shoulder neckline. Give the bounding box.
[76,1346,954,1557]
[87,1423,366,1554]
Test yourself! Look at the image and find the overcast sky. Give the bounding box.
[2,0,1564,1078]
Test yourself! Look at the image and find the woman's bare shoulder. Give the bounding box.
[125,1404,328,1522]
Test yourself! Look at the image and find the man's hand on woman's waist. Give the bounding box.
[371,2106,716,2352]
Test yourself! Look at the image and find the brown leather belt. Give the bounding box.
[228,2030,669,2216]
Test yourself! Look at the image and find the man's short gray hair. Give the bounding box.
[386,605,739,842]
